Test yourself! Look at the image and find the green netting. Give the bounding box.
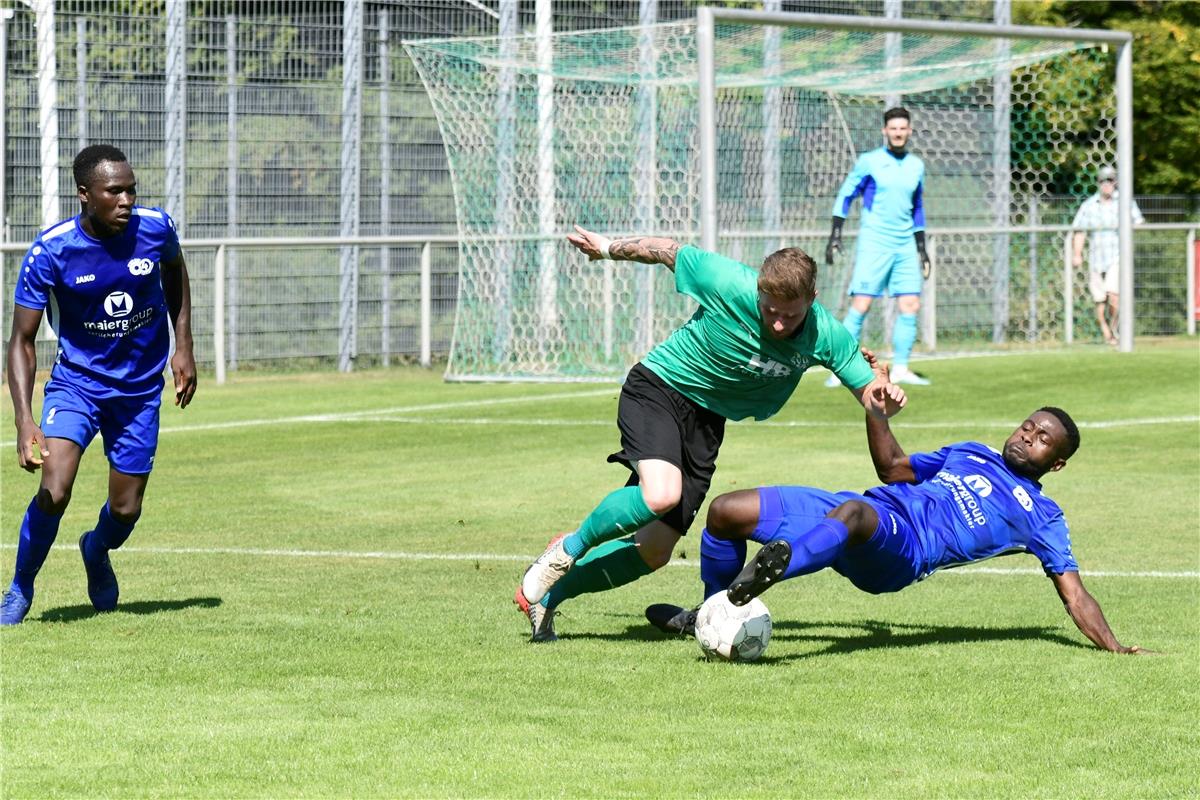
[405,20,1116,381]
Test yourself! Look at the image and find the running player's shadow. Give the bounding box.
[761,618,1091,661]
[36,597,222,623]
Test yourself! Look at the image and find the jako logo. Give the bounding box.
[1012,486,1034,512]
[964,474,993,497]
[104,291,134,318]
[128,258,154,276]
[75,273,96,284]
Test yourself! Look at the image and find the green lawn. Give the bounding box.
[2,339,1197,798]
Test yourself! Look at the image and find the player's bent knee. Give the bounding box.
[829,499,878,543]
[706,490,759,538]
[639,484,682,516]
[35,485,72,515]
[108,501,143,523]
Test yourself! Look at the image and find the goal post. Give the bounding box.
[405,13,1134,382]
[696,8,1135,351]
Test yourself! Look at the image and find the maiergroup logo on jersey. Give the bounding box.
[104,291,133,318]
[964,474,993,498]
[128,257,154,276]
[84,291,155,337]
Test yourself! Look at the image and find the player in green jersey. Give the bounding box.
[516,226,907,641]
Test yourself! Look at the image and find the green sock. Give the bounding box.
[544,536,654,609]
[563,485,659,558]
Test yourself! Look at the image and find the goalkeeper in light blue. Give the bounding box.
[826,106,932,386]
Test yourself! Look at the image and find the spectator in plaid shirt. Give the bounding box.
[1071,166,1144,345]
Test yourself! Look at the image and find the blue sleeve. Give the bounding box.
[908,445,954,482]
[160,210,181,262]
[912,169,926,231]
[1028,514,1078,575]
[13,240,54,310]
[832,155,872,218]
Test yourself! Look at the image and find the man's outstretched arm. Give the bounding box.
[566,225,680,270]
[1050,570,1146,654]
[864,412,917,485]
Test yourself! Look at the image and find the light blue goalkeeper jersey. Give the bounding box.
[864,441,1078,578]
[832,147,926,246]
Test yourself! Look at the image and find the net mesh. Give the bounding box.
[405,20,1117,381]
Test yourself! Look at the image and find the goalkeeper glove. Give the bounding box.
[915,230,932,279]
[825,217,845,265]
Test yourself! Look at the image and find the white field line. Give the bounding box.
[4,412,1192,448]
[4,542,1195,579]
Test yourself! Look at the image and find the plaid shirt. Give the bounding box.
[1071,190,1144,272]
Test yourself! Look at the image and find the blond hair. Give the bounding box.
[757,247,817,300]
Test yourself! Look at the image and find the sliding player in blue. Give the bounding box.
[1,145,197,625]
[825,106,932,386]
[647,405,1147,654]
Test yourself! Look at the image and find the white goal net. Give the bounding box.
[406,18,1118,381]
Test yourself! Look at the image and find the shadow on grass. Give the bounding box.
[37,596,222,623]
[564,615,1091,658]
[761,618,1092,662]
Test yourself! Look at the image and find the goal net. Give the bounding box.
[405,19,1117,381]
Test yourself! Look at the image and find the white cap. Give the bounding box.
[1097,165,1116,182]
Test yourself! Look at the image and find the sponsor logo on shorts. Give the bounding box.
[75,273,96,284]
[1012,486,1034,512]
[128,257,155,276]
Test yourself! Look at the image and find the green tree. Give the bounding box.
[1015,0,1200,196]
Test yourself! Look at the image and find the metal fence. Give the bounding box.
[0,1,1196,377]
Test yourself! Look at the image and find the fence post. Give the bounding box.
[921,234,937,352]
[1027,195,1038,342]
[420,242,431,368]
[214,245,226,385]
[1188,227,1196,337]
[379,7,391,367]
[1063,233,1073,346]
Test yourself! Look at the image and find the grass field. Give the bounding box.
[1,339,1197,798]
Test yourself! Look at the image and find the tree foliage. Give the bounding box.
[1014,0,1200,195]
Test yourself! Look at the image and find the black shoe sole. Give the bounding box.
[645,603,697,636]
[727,539,791,606]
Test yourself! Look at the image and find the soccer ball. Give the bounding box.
[694,591,772,662]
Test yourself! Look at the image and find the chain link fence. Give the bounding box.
[0,1,1195,375]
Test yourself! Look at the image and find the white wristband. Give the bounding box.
[595,235,613,259]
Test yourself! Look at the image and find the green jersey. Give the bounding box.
[641,245,874,421]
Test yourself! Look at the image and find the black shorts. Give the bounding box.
[606,363,726,535]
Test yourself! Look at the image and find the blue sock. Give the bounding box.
[780,518,850,580]
[892,312,919,368]
[842,307,866,341]
[12,498,63,596]
[699,529,746,599]
[84,502,138,561]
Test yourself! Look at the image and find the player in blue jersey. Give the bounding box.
[825,107,932,386]
[1,145,196,625]
[647,404,1145,654]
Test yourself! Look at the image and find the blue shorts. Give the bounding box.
[40,379,162,475]
[756,486,924,594]
[849,239,923,297]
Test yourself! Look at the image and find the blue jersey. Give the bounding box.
[15,207,181,398]
[864,441,1077,577]
[832,147,926,245]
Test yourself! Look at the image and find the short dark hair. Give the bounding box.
[883,106,910,124]
[758,247,817,300]
[1039,406,1080,459]
[73,144,128,187]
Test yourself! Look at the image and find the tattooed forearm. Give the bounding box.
[608,237,680,269]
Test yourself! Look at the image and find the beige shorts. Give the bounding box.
[1088,266,1119,303]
